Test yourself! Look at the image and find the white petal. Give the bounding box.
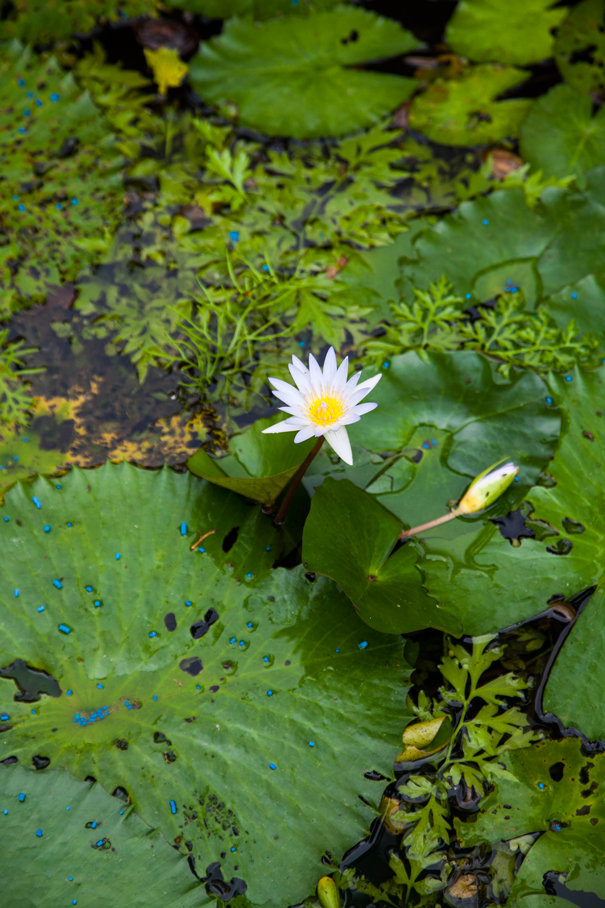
[338,413,361,426]
[335,356,350,389]
[288,362,313,395]
[325,426,353,465]
[278,405,306,418]
[268,378,306,408]
[262,419,300,434]
[290,354,309,375]
[322,347,337,386]
[294,427,317,443]
[308,353,323,391]
[343,369,361,393]
[346,374,382,406]
[350,401,377,416]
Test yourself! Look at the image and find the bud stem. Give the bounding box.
[399,509,459,540]
[273,436,324,527]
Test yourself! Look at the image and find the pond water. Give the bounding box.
[2,1,605,907]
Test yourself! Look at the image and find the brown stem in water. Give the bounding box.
[399,510,459,540]
[273,436,324,527]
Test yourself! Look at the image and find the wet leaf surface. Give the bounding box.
[189,8,420,138]
[0,764,204,907]
[0,462,412,907]
[458,738,605,902]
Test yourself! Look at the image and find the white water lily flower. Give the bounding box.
[457,460,519,515]
[262,347,381,465]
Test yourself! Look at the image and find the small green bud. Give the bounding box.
[317,876,341,908]
[456,460,519,515]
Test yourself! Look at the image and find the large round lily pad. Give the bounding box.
[0,462,411,908]
[0,764,203,907]
[188,7,420,138]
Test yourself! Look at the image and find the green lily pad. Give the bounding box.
[546,273,605,341]
[0,764,203,907]
[303,352,560,636]
[457,739,605,901]
[0,462,412,908]
[446,0,567,66]
[519,84,605,183]
[408,65,532,147]
[187,417,314,505]
[554,0,605,98]
[422,366,605,647]
[188,7,420,139]
[302,476,459,636]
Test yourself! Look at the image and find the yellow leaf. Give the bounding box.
[144,47,189,96]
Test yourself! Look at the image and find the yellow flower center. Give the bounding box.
[307,394,345,427]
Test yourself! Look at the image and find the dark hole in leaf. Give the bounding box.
[549,761,565,782]
[547,538,573,555]
[32,754,50,770]
[222,526,239,553]
[164,750,178,763]
[576,805,591,816]
[84,775,96,783]
[210,685,220,693]
[202,862,247,900]
[179,657,203,676]
[0,756,18,765]
[0,724,13,733]
[0,658,61,702]
[562,516,585,535]
[305,572,316,582]
[112,786,130,802]
[591,818,599,825]
[190,608,219,640]
[340,28,359,44]
[581,781,598,798]
[580,763,594,785]
[164,612,177,632]
[153,731,171,744]
[364,770,390,782]
[114,739,129,751]
[490,507,535,546]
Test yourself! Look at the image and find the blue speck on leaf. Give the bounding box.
[35,829,42,837]
[565,376,572,382]
[13,590,18,597]
[36,606,44,613]
[169,800,177,814]
[267,690,273,696]
[572,291,578,299]
[149,631,157,638]
[269,762,277,770]
[49,93,59,101]
[482,219,489,225]
[180,523,187,536]
[85,585,92,592]
[358,641,368,650]
[115,553,121,560]
[228,230,239,242]
[58,624,71,634]
[43,525,50,533]
[3,517,8,522]
[53,580,62,589]
[18,793,25,802]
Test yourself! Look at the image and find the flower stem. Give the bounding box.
[273,436,324,527]
[399,510,459,540]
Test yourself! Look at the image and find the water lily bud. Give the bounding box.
[317,876,341,908]
[456,460,519,515]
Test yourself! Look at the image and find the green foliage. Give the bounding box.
[0,462,413,908]
[0,0,156,43]
[520,84,605,184]
[0,429,66,499]
[446,0,567,66]
[0,43,126,311]
[0,765,203,907]
[303,351,561,636]
[393,637,535,858]
[459,738,605,902]
[408,65,532,146]
[554,0,605,97]
[189,7,420,138]
[0,330,44,426]
[366,279,598,377]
